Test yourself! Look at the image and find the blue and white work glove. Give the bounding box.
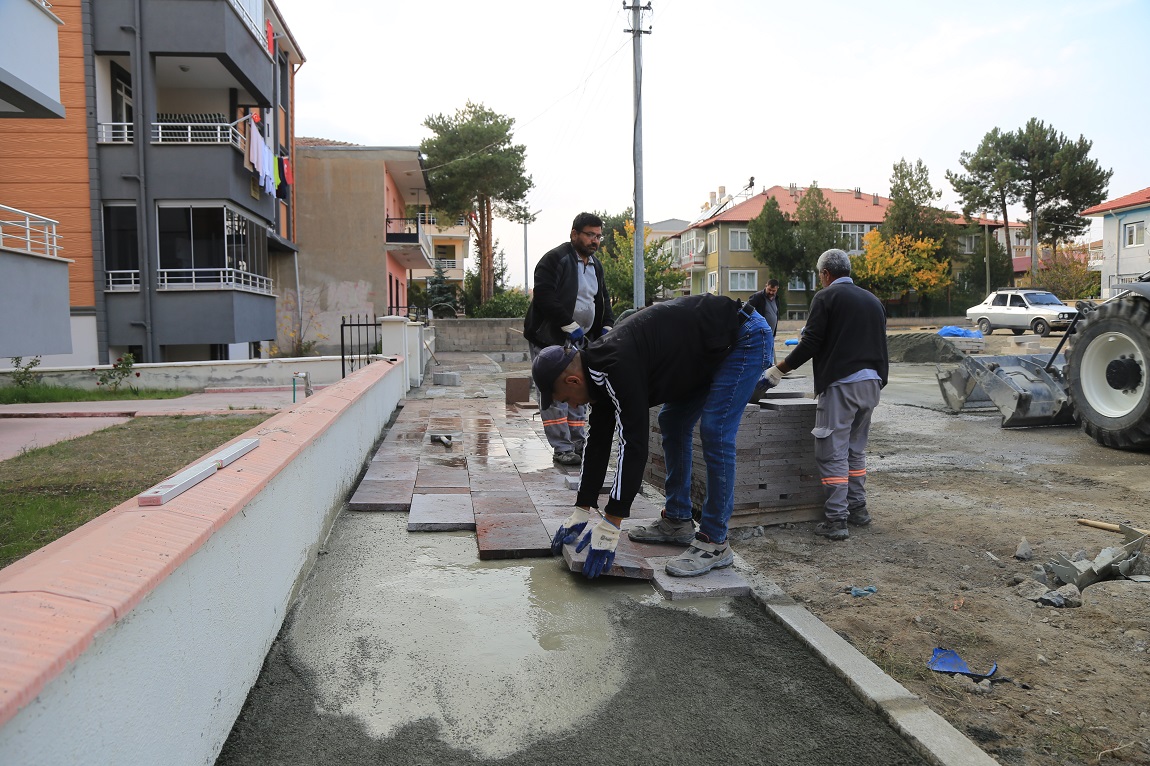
[551,507,592,554]
[567,326,585,344]
[599,326,612,338]
[764,365,784,386]
[576,519,621,579]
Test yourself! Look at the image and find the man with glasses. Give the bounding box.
[760,249,888,540]
[524,212,615,466]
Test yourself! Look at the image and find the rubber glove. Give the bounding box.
[551,507,591,554]
[568,326,585,344]
[764,365,783,386]
[576,519,620,579]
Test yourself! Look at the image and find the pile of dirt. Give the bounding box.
[885,332,966,363]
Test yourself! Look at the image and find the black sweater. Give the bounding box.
[523,242,614,348]
[783,280,888,395]
[575,294,744,516]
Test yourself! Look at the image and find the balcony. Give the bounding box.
[0,0,65,119]
[680,251,705,268]
[385,219,433,270]
[0,203,72,356]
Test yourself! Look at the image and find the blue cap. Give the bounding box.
[532,345,577,410]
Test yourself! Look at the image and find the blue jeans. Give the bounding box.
[659,311,771,543]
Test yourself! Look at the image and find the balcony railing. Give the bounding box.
[679,252,705,268]
[106,270,141,291]
[152,121,247,149]
[105,268,272,294]
[0,203,63,258]
[97,122,134,143]
[417,212,469,227]
[226,0,273,59]
[433,259,459,270]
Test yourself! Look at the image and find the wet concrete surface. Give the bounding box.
[217,353,935,766]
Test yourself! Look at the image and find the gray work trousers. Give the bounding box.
[812,378,881,520]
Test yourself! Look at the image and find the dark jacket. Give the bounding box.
[575,294,744,517]
[524,242,614,348]
[783,279,888,395]
[747,289,779,335]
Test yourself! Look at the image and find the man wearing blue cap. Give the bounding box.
[532,294,772,578]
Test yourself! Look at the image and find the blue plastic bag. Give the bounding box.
[938,325,982,339]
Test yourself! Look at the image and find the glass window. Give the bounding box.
[729,229,750,251]
[102,205,138,271]
[707,230,718,254]
[992,293,1008,306]
[706,271,718,293]
[729,270,757,291]
[158,208,193,271]
[1009,295,1026,308]
[1126,221,1145,247]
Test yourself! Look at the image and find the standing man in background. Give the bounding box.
[524,212,615,466]
[748,278,780,338]
[761,249,887,540]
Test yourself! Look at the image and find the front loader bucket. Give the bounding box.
[937,354,1076,428]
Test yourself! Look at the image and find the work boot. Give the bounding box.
[553,451,581,466]
[847,505,872,527]
[665,537,734,577]
[627,513,695,544]
[814,520,849,541]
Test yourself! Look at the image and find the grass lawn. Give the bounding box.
[0,383,189,404]
[0,414,273,569]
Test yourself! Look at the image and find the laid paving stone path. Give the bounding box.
[346,352,750,598]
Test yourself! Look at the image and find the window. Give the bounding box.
[706,271,718,293]
[1009,295,1026,308]
[1126,221,1145,247]
[109,62,133,143]
[707,230,718,254]
[788,271,815,291]
[729,270,757,292]
[158,205,268,279]
[102,205,138,272]
[991,294,1008,306]
[840,223,869,252]
[729,229,750,251]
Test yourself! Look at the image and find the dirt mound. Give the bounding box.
[886,332,965,363]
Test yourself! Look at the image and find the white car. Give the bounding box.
[966,289,1079,336]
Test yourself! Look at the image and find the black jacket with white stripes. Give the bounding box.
[574,294,744,517]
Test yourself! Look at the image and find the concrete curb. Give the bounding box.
[735,555,1000,766]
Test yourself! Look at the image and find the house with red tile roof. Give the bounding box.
[1080,186,1150,298]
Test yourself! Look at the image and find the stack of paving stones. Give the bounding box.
[346,352,751,599]
[643,393,824,529]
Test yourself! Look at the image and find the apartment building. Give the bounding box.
[0,0,70,359]
[0,0,304,365]
[1081,186,1150,298]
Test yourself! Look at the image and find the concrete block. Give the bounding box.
[650,559,752,600]
[505,376,532,405]
[432,371,463,386]
[347,479,414,511]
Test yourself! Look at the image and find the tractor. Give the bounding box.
[938,270,1150,450]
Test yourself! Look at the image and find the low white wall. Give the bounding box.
[0,362,408,765]
[0,324,437,391]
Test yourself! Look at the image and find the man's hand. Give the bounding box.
[551,507,592,554]
[576,519,620,578]
[764,365,784,386]
[599,326,611,338]
[568,326,585,343]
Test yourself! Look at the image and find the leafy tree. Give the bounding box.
[852,229,951,301]
[959,227,1013,298]
[599,220,684,312]
[421,101,533,304]
[1037,242,1100,300]
[748,195,802,284]
[591,207,632,255]
[793,184,848,306]
[948,120,1111,275]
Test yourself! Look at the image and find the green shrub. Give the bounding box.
[473,291,530,318]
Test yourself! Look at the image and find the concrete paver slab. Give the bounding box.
[407,493,475,531]
[347,480,414,511]
[650,557,752,600]
[471,491,536,515]
[475,513,552,560]
[414,467,469,488]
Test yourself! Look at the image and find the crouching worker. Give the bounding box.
[532,294,772,578]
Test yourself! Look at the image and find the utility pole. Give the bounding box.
[982,210,991,295]
[625,2,651,309]
[523,208,540,293]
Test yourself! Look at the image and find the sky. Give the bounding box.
[272,0,1150,290]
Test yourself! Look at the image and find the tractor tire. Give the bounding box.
[1011,328,1026,336]
[977,318,993,335]
[1066,298,1150,450]
[1032,317,1051,336]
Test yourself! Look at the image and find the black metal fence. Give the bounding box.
[340,314,382,379]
